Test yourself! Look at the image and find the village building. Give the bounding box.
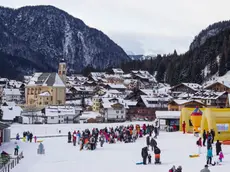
[170,83,202,95]
[136,95,170,110]
[112,68,124,75]
[100,98,128,122]
[168,99,206,111]
[25,60,66,107]
[204,81,230,93]
[44,105,82,124]
[105,83,127,92]
[2,88,21,103]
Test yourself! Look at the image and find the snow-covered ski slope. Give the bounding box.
[5,124,230,172]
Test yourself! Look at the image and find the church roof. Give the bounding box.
[27,73,65,87]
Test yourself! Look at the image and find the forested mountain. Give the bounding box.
[120,21,230,86]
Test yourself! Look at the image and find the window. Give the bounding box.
[116,111,119,114]
[117,115,118,119]
[121,111,124,113]
[121,116,123,119]
[51,117,54,119]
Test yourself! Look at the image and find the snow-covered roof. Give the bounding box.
[156,111,180,119]
[3,88,21,96]
[27,73,65,87]
[171,83,202,91]
[112,68,124,74]
[140,89,154,96]
[45,106,77,117]
[80,111,101,120]
[101,98,129,109]
[1,105,23,121]
[122,74,132,78]
[107,84,126,89]
[204,81,230,89]
[192,90,226,100]
[140,95,170,108]
[39,92,51,97]
[172,99,204,105]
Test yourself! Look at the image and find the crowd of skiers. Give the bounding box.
[67,123,158,151]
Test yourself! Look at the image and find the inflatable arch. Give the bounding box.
[200,108,230,141]
[180,107,230,141]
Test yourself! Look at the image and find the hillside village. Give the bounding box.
[0,59,230,129]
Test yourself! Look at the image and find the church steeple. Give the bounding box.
[58,58,66,84]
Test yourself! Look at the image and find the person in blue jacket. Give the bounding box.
[207,147,213,165]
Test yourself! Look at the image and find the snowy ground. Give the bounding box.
[2,124,230,172]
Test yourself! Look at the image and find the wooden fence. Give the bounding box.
[0,152,23,172]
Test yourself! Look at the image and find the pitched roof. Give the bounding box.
[27,73,65,87]
[204,81,230,89]
[171,83,202,91]
[3,89,21,96]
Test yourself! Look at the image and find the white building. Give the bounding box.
[101,98,128,122]
[45,105,82,124]
[112,68,124,75]
[2,88,21,103]
[0,104,23,123]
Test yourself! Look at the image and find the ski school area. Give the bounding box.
[0,119,228,172]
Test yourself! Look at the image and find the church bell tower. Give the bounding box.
[58,58,67,84]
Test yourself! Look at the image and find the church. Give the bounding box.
[25,59,67,107]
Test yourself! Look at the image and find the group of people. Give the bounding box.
[67,123,157,151]
[18,131,37,143]
[196,129,224,166]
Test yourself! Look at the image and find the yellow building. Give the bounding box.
[25,60,66,107]
[92,96,101,112]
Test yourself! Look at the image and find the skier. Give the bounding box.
[219,151,224,162]
[146,135,150,147]
[141,146,148,165]
[202,130,207,146]
[14,143,19,156]
[196,137,202,154]
[154,145,161,164]
[150,137,157,151]
[182,121,186,134]
[99,134,105,147]
[34,136,37,143]
[200,165,210,172]
[68,132,71,143]
[29,133,33,143]
[73,131,77,146]
[16,133,20,141]
[148,154,152,164]
[210,129,215,144]
[207,147,213,165]
[215,140,222,155]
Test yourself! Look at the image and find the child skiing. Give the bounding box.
[148,154,152,164]
[196,137,202,154]
[154,145,161,164]
[219,151,224,162]
[14,143,19,156]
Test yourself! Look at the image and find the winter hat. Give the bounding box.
[204,165,208,168]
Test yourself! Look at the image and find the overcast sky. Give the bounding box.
[1,0,230,55]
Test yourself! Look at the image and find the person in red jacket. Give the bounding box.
[196,137,202,154]
[182,121,186,134]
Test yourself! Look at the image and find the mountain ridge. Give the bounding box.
[0,5,130,79]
